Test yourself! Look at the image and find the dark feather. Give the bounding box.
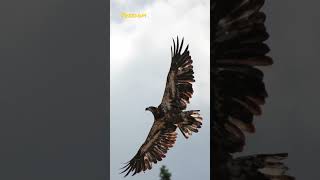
[120,121,177,177]
[160,37,195,112]
[212,0,294,179]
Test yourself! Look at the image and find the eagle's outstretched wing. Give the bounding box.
[213,0,271,154]
[212,0,294,179]
[120,121,177,177]
[160,37,195,112]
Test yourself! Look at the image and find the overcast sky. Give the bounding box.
[110,0,210,180]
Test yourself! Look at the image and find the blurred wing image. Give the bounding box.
[212,0,295,179]
[121,37,203,177]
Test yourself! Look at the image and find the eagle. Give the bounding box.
[212,0,295,179]
[120,37,203,177]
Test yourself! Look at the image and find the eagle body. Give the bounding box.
[121,37,203,177]
[146,105,192,124]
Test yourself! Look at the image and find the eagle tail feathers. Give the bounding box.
[178,110,203,139]
[229,153,295,180]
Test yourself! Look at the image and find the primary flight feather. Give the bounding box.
[120,37,203,177]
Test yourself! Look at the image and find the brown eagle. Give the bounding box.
[120,37,203,177]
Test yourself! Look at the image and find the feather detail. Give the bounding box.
[212,0,294,179]
[160,37,195,112]
[120,122,177,177]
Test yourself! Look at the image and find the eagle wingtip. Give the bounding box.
[172,36,189,56]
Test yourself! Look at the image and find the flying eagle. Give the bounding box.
[120,37,203,177]
[212,0,294,179]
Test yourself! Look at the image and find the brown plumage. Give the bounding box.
[212,0,294,179]
[120,37,203,177]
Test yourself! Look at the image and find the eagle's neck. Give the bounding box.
[151,107,163,119]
